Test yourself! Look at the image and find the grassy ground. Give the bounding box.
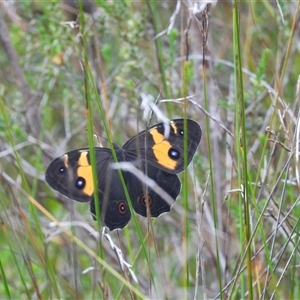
[0,1,300,299]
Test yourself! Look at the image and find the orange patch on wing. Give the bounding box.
[63,154,69,168]
[77,151,94,196]
[170,121,178,134]
[150,129,177,170]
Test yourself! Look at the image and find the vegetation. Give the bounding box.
[0,1,300,299]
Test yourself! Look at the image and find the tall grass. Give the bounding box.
[0,1,299,299]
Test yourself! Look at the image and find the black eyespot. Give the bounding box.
[75,177,85,190]
[118,201,127,215]
[168,148,180,160]
[139,194,153,208]
[164,172,170,177]
[59,166,66,174]
[179,129,184,136]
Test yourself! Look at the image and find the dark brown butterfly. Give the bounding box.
[46,119,202,230]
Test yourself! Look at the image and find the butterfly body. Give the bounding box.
[46,119,201,230]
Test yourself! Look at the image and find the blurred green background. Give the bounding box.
[0,1,300,299]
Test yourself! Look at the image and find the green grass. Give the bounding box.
[0,1,300,299]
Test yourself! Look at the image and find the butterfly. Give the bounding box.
[45,119,202,230]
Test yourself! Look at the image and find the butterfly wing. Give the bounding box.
[126,163,181,217]
[46,148,131,230]
[123,119,201,174]
[46,148,112,202]
[90,165,132,231]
